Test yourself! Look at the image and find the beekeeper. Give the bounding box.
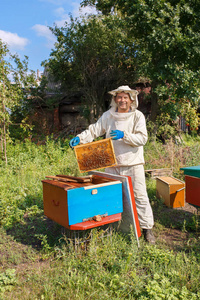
[69,85,155,244]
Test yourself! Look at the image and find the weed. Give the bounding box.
[182,219,188,233]
[0,269,17,295]
[144,136,200,179]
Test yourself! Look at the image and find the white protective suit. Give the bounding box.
[77,94,154,230]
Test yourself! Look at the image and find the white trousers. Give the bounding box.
[105,164,154,229]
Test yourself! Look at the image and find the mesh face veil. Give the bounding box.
[108,85,139,110]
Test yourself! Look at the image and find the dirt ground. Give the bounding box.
[153,201,200,251]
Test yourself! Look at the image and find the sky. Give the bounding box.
[0,0,95,74]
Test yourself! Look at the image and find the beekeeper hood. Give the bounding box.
[108,85,139,111]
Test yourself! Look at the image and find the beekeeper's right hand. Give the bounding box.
[69,136,80,148]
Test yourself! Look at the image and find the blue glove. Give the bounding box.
[69,136,80,148]
[110,130,124,140]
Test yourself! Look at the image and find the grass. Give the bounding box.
[0,135,200,299]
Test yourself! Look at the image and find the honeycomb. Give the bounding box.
[74,138,116,172]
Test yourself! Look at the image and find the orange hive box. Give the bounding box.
[156,176,185,208]
[74,138,117,173]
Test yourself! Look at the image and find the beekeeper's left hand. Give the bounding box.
[110,130,124,140]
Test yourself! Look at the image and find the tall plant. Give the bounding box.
[0,40,37,163]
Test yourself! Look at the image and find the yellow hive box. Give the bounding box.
[156,176,185,208]
[74,138,117,173]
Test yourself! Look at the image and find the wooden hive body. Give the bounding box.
[180,166,200,207]
[185,175,200,207]
[156,176,185,208]
[42,175,123,229]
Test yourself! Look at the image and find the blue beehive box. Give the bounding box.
[42,175,123,229]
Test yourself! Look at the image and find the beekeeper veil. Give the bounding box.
[108,85,139,111]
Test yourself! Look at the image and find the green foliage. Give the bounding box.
[44,13,137,122]
[139,246,200,299]
[0,269,17,293]
[149,113,178,141]
[144,136,200,178]
[180,100,200,131]
[87,0,200,76]
[81,0,200,137]
[144,273,199,300]
[0,40,38,161]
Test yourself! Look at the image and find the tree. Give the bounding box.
[43,14,138,123]
[0,40,37,163]
[82,0,200,138]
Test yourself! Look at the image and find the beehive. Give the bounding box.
[180,166,200,207]
[156,176,185,208]
[184,175,200,207]
[74,138,116,173]
[42,174,123,229]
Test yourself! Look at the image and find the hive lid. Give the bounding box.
[74,138,117,173]
[180,165,200,171]
[180,165,200,178]
[156,176,185,185]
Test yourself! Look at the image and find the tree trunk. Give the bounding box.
[0,131,3,158]
[1,71,7,164]
[3,121,7,164]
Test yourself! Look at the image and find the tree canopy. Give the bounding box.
[43,14,138,122]
[40,0,200,138]
[80,0,200,136]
